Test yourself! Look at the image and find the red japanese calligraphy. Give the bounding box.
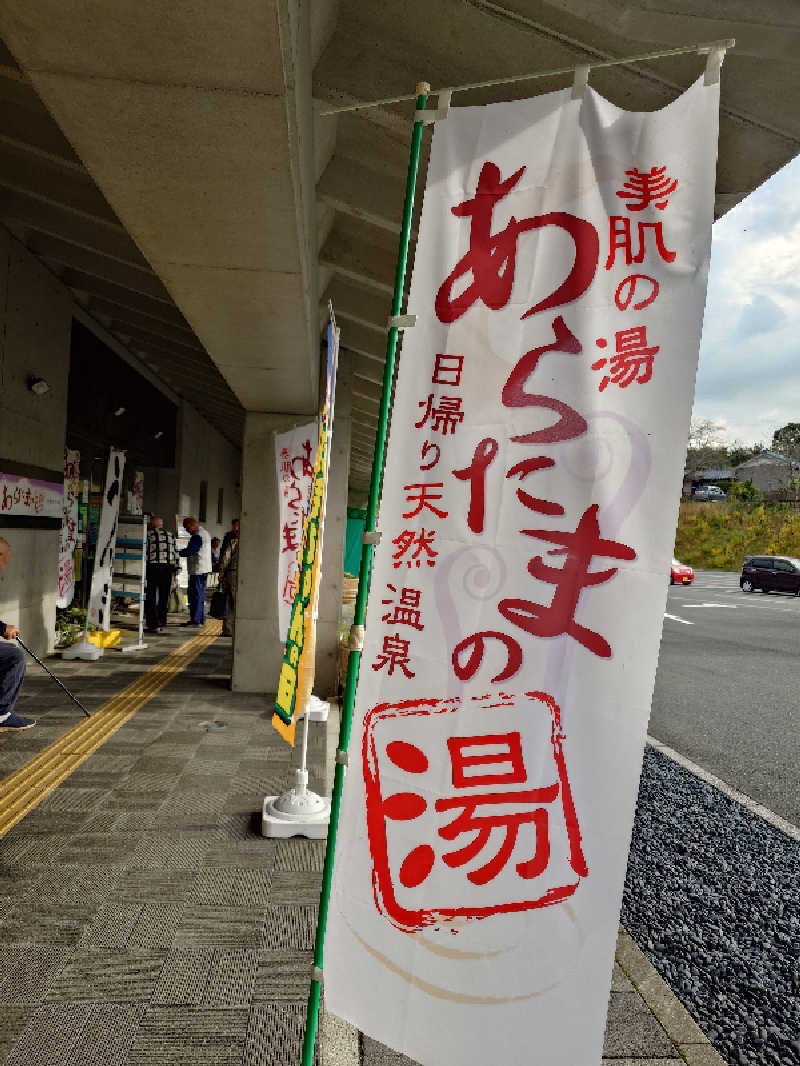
[372,633,415,678]
[381,585,424,631]
[616,166,678,211]
[452,438,498,533]
[415,394,465,436]
[506,457,564,517]
[432,354,464,386]
[501,315,588,444]
[451,630,522,682]
[391,529,438,569]
[435,161,599,323]
[281,522,299,554]
[605,218,676,270]
[402,483,448,521]
[592,327,659,391]
[498,504,636,658]
[363,693,588,931]
[615,273,659,311]
[419,441,441,471]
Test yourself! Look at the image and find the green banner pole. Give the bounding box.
[300,80,431,1066]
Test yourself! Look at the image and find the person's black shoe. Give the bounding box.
[0,714,36,732]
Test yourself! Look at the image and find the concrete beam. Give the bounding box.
[0,139,118,223]
[28,232,170,302]
[0,187,150,268]
[318,154,411,236]
[324,276,389,333]
[320,223,399,296]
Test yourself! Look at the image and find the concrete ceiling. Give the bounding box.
[0,1,798,493]
[0,38,245,446]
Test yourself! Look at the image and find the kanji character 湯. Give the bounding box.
[592,326,659,391]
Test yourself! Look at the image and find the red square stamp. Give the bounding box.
[362,691,588,933]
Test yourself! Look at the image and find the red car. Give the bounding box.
[670,558,694,585]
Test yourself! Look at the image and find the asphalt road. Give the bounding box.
[651,570,800,826]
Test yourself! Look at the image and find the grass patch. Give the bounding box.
[675,501,800,571]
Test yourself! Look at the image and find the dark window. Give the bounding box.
[775,559,795,572]
[199,480,208,523]
[217,486,224,525]
[752,558,773,569]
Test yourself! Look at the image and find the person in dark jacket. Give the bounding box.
[0,537,36,732]
[145,516,178,633]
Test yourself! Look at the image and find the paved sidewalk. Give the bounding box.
[0,622,725,1066]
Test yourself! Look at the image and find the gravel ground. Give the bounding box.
[622,747,800,1066]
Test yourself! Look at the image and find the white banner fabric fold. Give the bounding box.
[325,77,720,1066]
[275,422,317,641]
[88,449,125,630]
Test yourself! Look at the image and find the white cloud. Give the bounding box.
[692,154,800,447]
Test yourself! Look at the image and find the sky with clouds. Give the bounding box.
[692,154,800,448]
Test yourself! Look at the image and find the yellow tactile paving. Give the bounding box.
[0,619,222,838]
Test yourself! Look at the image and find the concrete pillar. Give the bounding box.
[314,351,352,696]
[232,411,299,693]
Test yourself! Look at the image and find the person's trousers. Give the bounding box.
[188,573,208,625]
[221,579,236,638]
[145,563,173,629]
[0,641,26,723]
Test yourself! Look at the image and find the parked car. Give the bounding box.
[740,555,800,595]
[670,558,694,585]
[693,485,726,501]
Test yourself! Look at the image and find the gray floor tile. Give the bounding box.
[268,871,323,905]
[45,952,165,1003]
[173,905,267,949]
[186,866,273,907]
[151,949,215,1005]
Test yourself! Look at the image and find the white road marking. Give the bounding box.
[663,612,693,625]
[685,602,738,609]
[647,736,800,844]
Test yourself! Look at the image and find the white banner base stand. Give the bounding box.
[261,770,331,839]
[297,694,330,723]
[62,636,103,661]
[262,696,331,839]
[120,641,148,653]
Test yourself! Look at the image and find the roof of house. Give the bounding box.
[697,468,735,479]
[736,449,800,470]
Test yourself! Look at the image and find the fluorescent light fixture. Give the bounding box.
[154,430,164,439]
[114,406,126,416]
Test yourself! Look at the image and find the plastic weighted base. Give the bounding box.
[296,695,330,723]
[62,638,104,661]
[262,780,331,839]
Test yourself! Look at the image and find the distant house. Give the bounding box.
[683,467,735,498]
[734,450,800,494]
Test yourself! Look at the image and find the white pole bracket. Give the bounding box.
[312,966,324,984]
[415,89,452,124]
[571,65,590,100]
[335,749,349,767]
[698,38,734,86]
[388,314,416,330]
[362,530,382,545]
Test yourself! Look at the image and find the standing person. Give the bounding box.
[179,516,212,626]
[145,516,178,633]
[217,522,239,638]
[210,537,221,572]
[0,538,36,732]
[220,518,239,560]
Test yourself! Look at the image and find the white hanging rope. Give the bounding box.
[319,38,734,116]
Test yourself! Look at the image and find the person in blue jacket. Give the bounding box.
[0,537,36,732]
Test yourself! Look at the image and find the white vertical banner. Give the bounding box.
[326,77,720,1066]
[57,448,81,608]
[275,422,317,641]
[88,448,126,630]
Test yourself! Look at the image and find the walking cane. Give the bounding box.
[15,637,92,718]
